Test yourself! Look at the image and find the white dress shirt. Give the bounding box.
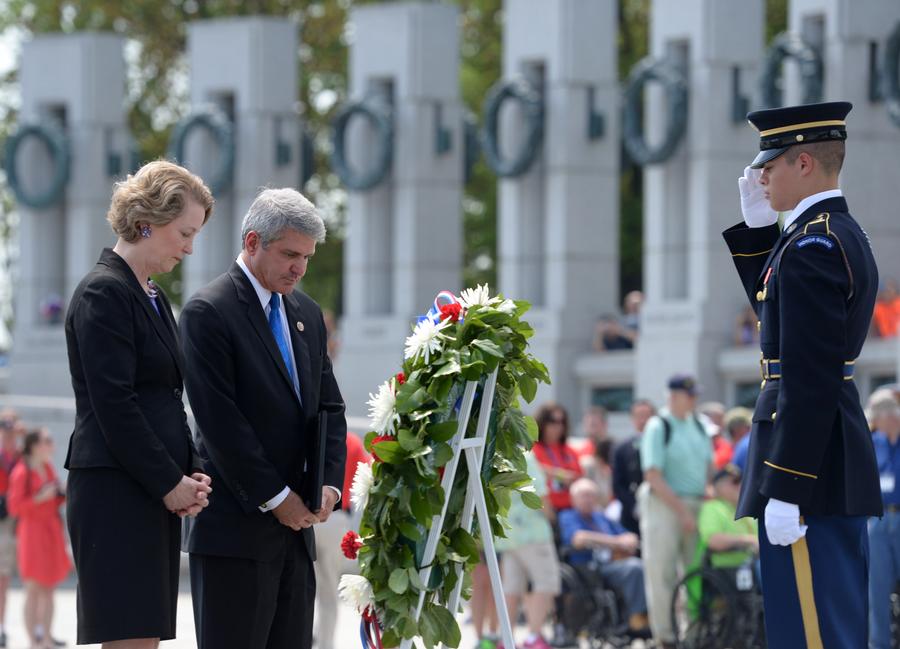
[236,255,340,513]
[782,188,843,231]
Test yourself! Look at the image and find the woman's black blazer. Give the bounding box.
[64,248,198,499]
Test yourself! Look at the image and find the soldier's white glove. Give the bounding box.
[764,497,807,546]
[738,166,778,228]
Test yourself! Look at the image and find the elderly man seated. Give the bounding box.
[558,478,649,634]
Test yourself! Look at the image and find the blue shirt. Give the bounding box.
[731,435,750,474]
[558,509,627,566]
[872,430,900,506]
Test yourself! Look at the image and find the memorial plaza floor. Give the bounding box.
[3,584,657,649]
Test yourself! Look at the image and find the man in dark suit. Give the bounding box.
[724,101,880,648]
[180,187,347,649]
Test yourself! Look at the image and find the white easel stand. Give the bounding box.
[398,367,515,649]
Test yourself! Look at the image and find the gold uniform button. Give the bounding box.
[756,290,764,301]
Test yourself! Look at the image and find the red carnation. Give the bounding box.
[396,372,406,385]
[370,434,394,463]
[439,302,462,322]
[341,530,364,560]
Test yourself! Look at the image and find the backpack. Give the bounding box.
[661,414,708,447]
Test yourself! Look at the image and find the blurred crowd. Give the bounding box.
[0,409,70,649]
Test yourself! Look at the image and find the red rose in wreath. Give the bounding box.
[396,372,406,385]
[341,530,364,560]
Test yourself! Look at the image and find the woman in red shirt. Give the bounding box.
[532,403,583,520]
[8,429,71,649]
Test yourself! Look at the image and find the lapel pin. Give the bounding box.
[296,321,304,332]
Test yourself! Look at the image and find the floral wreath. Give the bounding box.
[339,284,549,649]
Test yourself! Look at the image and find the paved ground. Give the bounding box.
[4,586,485,649]
[3,585,656,649]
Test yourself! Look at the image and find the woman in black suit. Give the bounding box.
[64,160,214,648]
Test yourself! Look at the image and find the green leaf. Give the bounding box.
[397,520,423,541]
[421,603,462,648]
[490,470,532,489]
[433,359,461,377]
[426,375,453,402]
[408,566,426,590]
[372,440,404,464]
[524,416,539,442]
[396,382,430,413]
[401,615,418,639]
[408,444,433,460]
[472,338,504,357]
[460,360,486,380]
[426,420,459,443]
[409,489,431,524]
[432,441,454,468]
[382,629,401,647]
[520,488,543,510]
[397,428,421,452]
[518,373,537,403]
[388,568,409,594]
[450,528,480,562]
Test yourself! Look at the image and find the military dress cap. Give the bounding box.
[747,101,852,168]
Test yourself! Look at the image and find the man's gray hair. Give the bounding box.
[241,187,326,247]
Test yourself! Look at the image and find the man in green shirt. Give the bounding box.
[693,465,758,570]
[638,374,713,649]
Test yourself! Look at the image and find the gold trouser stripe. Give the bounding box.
[763,460,817,480]
[732,247,774,258]
[758,119,846,137]
[791,531,824,649]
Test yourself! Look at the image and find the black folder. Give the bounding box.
[302,411,328,511]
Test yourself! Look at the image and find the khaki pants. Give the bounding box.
[313,509,355,649]
[637,483,701,644]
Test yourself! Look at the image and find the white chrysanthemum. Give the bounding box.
[458,283,498,309]
[350,461,374,513]
[404,318,450,364]
[338,574,375,613]
[366,380,397,435]
[497,298,517,315]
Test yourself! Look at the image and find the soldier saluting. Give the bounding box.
[724,101,881,649]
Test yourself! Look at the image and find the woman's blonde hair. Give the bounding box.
[107,160,214,242]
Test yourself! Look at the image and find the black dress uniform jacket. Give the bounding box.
[723,196,882,519]
[179,262,347,562]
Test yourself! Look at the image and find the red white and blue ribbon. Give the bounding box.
[417,290,463,325]
[359,607,384,649]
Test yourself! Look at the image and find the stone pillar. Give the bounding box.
[181,17,304,299]
[635,1,766,402]
[335,2,463,418]
[497,0,620,416]
[11,33,129,397]
[785,0,900,284]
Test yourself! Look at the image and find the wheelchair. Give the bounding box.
[670,556,765,649]
[553,553,648,649]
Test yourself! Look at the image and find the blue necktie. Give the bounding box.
[268,293,299,395]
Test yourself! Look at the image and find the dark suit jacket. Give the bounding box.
[64,248,198,499]
[723,196,881,518]
[179,262,347,561]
